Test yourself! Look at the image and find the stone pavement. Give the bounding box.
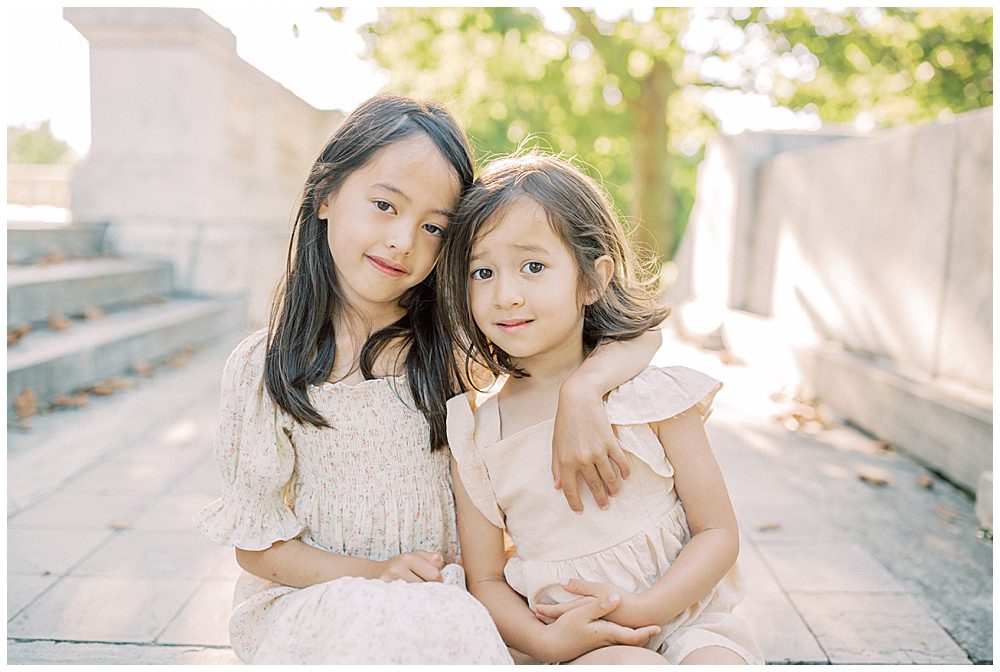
[6,328,992,664]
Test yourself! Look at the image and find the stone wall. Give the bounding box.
[675,108,993,491]
[64,8,344,326]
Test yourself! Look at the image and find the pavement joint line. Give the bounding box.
[7,637,234,650]
[6,527,125,623]
[152,573,219,644]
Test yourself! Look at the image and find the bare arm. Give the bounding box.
[637,411,740,623]
[235,540,444,589]
[451,457,659,663]
[537,410,739,629]
[553,328,663,511]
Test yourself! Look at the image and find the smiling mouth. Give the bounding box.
[366,255,407,277]
[496,319,533,331]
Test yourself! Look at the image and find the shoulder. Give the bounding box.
[605,365,722,426]
[222,328,270,389]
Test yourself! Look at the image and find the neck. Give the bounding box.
[506,333,586,395]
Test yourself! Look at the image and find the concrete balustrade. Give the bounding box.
[63,8,344,326]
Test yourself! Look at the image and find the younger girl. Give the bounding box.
[441,153,764,665]
[193,96,662,664]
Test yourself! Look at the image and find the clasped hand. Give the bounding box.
[532,585,660,663]
[534,578,654,630]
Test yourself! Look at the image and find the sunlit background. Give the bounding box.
[10,4,992,260]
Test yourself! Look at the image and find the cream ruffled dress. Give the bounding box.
[192,330,512,664]
[446,365,763,665]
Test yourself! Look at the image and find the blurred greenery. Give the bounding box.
[7,121,79,165]
[325,7,992,261]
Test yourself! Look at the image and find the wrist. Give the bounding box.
[635,588,671,626]
[559,373,603,401]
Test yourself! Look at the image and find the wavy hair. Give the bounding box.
[265,95,473,450]
[440,151,668,383]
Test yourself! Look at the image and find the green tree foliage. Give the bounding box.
[7,121,79,165]
[327,7,991,260]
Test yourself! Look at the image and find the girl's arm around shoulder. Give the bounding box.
[631,412,740,625]
[451,457,660,662]
[553,328,663,512]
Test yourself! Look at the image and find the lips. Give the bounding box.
[495,319,533,332]
[366,255,408,277]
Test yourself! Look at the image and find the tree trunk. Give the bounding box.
[631,59,675,262]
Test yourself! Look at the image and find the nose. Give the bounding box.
[493,273,523,309]
[385,218,416,255]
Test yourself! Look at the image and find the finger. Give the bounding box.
[535,599,584,619]
[535,612,556,625]
[412,551,444,568]
[406,556,443,582]
[560,578,606,599]
[577,593,620,621]
[552,460,562,490]
[560,467,584,512]
[580,465,609,509]
[607,623,661,646]
[609,446,631,481]
[383,567,423,583]
[595,453,622,497]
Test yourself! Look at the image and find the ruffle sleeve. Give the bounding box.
[445,392,506,529]
[605,366,722,426]
[603,366,722,479]
[192,329,304,550]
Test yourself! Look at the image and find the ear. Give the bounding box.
[584,255,614,306]
[317,193,331,222]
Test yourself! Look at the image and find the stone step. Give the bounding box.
[7,221,109,263]
[7,297,245,419]
[8,258,174,326]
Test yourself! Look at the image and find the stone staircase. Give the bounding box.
[7,220,245,421]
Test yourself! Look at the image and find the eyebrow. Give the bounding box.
[372,182,453,218]
[471,243,549,262]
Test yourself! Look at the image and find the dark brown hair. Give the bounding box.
[265,95,473,450]
[439,151,668,382]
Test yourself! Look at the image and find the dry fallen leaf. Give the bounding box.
[758,522,782,532]
[108,520,133,530]
[916,473,935,489]
[144,295,168,305]
[131,361,155,376]
[7,323,31,346]
[82,377,137,397]
[13,389,39,419]
[935,506,958,522]
[51,394,90,409]
[873,441,894,453]
[39,250,69,266]
[47,313,73,331]
[83,307,106,320]
[858,466,891,487]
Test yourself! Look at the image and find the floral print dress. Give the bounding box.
[193,330,512,664]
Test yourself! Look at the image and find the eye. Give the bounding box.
[373,199,395,214]
[522,261,545,274]
[471,268,494,281]
[422,223,446,237]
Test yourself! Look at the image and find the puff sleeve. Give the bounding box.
[192,330,304,550]
[445,392,506,529]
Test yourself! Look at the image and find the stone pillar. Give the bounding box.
[64,8,343,325]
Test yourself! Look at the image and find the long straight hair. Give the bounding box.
[265,95,473,450]
[439,152,668,383]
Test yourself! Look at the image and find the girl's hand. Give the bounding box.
[377,551,444,583]
[552,384,631,513]
[534,578,654,630]
[539,593,661,663]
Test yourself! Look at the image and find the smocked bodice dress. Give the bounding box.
[193,330,511,664]
[446,366,763,665]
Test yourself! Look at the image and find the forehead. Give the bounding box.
[474,196,565,250]
[352,134,461,204]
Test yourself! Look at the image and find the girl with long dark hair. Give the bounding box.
[193,96,660,663]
